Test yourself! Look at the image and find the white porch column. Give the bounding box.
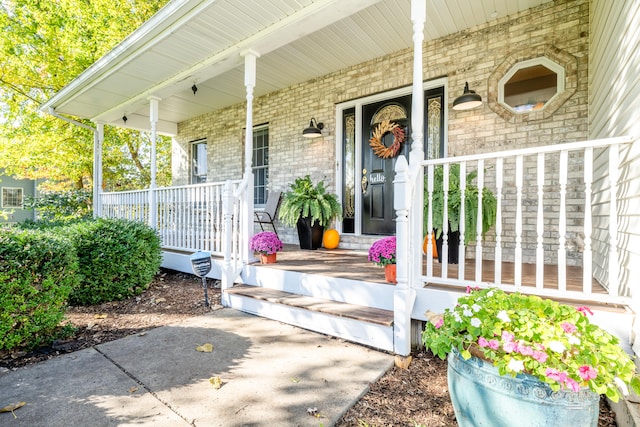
[409,0,426,289]
[148,96,160,229]
[93,122,104,218]
[241,50,260,263]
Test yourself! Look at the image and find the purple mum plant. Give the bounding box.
[249,231,283,255]
[368,236,396,267]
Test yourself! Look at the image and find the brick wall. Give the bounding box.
[175,0,589,251]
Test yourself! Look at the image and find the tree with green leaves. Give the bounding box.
[0,0,170,191]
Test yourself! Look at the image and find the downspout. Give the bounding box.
[46,107,103,218]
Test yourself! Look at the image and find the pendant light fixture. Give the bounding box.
[302,118,324,138]
[452,82,483,111]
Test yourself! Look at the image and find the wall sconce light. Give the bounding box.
[302,118,324,138]
[191,84,198,95]
[452,81,483,110]
[122,115,128,123]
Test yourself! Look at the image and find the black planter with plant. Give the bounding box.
[279,175,342,250]
[424,164,497,264]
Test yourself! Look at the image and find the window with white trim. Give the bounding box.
[2,187,23,208]
[252,125,269,207]
[191,139,207,184]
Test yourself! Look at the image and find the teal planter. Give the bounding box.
[447,350,599,427]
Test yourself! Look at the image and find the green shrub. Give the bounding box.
[0,228,79,351]
[66,218,162,305]
[24,189,92,221]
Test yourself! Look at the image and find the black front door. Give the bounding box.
[361,95,411,235]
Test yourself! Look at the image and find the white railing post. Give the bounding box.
[442,163,450,274]
[426,165,434,278]
[94,122,104,218]
[148,97,160,229]
[221,180,234,304]
[394,155,415,356]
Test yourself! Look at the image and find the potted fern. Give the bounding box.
[279,175,342,250]
[424,164,497,263]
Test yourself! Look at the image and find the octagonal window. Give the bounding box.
[498,57,564,114]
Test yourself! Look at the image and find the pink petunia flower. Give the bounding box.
[502,331,515,342]
[565,378,580,392]
[503,341,517,353]
[561,322,577,334]
[478,337,489,347]
[516,342,534,356]
[576,306,594,316]
[532,350,548,363]
[488,339,500,350]
[434,318,444,329]
[578,365,598,381]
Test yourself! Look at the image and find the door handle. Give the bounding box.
[362,169,368,194]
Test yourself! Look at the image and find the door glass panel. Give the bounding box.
[342,109,356,233]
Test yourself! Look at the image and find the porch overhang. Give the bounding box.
[40,0,552,134]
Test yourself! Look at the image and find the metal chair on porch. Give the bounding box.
[254,190,282,237]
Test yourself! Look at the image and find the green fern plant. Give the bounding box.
[424,164,497,243]
[279,175,342,227]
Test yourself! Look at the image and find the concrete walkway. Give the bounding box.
[0,308,394,426]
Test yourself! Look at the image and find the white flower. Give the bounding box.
[487,290,494,297]
[507,359,525,373]
[568,335,581,345]
[548,341,566,353]
[453,312,462,323]
[463,309,473,317]
[470,318,482,327]
[472,304,482,312]
[497,310,511,323]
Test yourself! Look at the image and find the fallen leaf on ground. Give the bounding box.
[94,314,107,319]
[128,386,138,394]
[290,377,300,383]
[196,343,213,352]
[209,376,223,389]
[0,401,26,417]
[156,298,166,303]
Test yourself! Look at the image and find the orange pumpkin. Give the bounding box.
[422,235,438,259]
[323,229,340,249]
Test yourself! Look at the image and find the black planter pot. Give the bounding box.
[435,229,461,264]
[296,216,324,250]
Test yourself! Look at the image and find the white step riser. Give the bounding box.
[226,293,394,352]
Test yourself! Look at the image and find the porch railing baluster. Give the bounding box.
[608,145,620,298]
[558,150,568,292]
[475,159,484,283]
[442,163,450,276]
[536,153,545,289]
[515,154,523,287]
[583,147,593,294]
[494,158,503,285]
[458,162,466,281]
[426,165,434,278]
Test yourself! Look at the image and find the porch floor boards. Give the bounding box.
[225,284,394,326]
[257,244,606,294]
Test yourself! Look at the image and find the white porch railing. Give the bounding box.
[101,179,244,258]
[413,136,635,305]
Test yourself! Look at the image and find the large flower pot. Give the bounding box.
[447,350,599,427]
[296,216,324,250]
[435,229,460,264]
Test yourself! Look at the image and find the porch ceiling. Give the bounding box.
[41,0,551,135]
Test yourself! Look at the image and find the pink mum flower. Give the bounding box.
[578,365,598,381]
[561,322,577,334]
[576,306,594,316]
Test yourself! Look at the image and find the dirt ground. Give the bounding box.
[1,268,618,426]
